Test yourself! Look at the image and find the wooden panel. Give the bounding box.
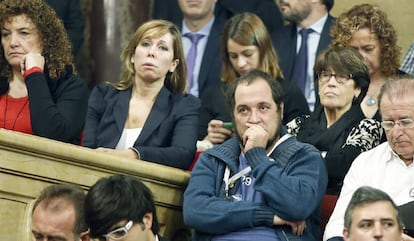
[0,129,190,240]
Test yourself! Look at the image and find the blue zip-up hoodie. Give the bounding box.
[184,128,328,241]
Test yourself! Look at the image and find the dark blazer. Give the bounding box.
[271,15,335,105]
[83,85,200,170]
[152,0,283,33]
[0,66,89,145]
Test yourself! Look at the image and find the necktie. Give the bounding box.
[292,28,313,93]
[184,33,204,92]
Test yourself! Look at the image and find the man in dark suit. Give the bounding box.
[177,0,223,98]
[152,0,283,34]
[272,0,335,111]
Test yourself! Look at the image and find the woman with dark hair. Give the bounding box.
[331,3,403,120]
[198,12,309,147]
[83,19,200,170]
[0,0,89,144]
[288,46,383,195]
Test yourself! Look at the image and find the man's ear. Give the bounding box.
[143,212,153,230]
[343,227,350,241]
[79,229,90,241]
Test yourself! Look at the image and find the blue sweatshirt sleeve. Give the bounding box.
[183,152,275,234]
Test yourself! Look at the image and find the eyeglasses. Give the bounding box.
[381,118,414,131]
[317,71,353,84]
[99,220,133,241]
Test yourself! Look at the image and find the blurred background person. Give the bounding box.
[177,0,222,98]
[152,0,283,33]
[83,20,200,170]
[330,3,403,120]
[400,40,414,76]
[0,0,89,144]
[272,0,335,111]
[199,12,309,147]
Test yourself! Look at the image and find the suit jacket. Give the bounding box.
[83,85,200,170]
[152,0,283,33]
[271,15,335,106]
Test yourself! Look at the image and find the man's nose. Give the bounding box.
[248,109,260,123]
[373,223,384,240]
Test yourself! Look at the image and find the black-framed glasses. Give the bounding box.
[99,220,133,241]
[317,71,353,84]
[381,118,414,131]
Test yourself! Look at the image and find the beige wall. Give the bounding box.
[330,0,414,63]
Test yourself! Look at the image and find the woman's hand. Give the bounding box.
[95,147,138,159]
[20,52,45,75]
[204,119,233,144]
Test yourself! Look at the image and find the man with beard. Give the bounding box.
[183,69,328,241]
[271,0,335,111]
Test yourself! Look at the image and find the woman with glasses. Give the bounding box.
[287,46,383,195]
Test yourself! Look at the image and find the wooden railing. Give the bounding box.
[0,129,191,241]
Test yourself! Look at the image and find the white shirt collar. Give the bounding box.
[386,143,414,167]
[297,13,328,35]
[182,16,215,36]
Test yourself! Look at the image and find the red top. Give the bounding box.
[0,94,32,134]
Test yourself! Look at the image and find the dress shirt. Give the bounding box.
[182,17,214,97]
[323,142,414,241]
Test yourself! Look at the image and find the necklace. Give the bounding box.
[3,95,29,130]
[365,95,376,106]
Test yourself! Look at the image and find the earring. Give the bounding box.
[131,57,134,64]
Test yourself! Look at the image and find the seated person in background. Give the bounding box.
[324,75,414,241]
[31,184,89,241]
[199,12,309,148]
[178,0,222,98]
[343,186,405,241]
[84,174,168,241]
[83,20,200,170]
[330,3,404,120]
[0,0,89,144]
[287,46,383,195]
[400,41,414,76]
[273,0,335,111]
[184,70,327,241]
